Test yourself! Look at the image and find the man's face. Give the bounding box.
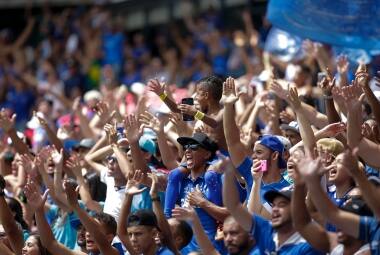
[184,144,210,170]
[271,196,292,229]
[195,85,208,110]
[85,231,99,253]
[329,154,351,184]
[252,143,275,171]
[223,221,252,255]
[106,156,124,179]
[77,225,86,248]
[128,225,157,254]
[283,130,301,146]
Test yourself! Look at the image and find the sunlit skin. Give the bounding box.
[283,129,301,147]
[271,196,292,229]
[184,146,210,171]
[223,218,254,255]
[21,236,40,255]
[127,225,158,254]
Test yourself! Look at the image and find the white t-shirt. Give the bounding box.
[100,170,125,221]
[330,243,370,255]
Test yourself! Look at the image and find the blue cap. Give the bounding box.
[258,135,287,169]
[139,134,157,155]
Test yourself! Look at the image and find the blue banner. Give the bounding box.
[267,0,380,51]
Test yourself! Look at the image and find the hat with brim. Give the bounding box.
[177,132,218,153]
[258,135,287,169]
[280,121,300,134]
[264,188,292,205]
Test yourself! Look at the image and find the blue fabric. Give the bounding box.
[236,157,291,201]
[156,246,175,255]
[267,0,380,51]
[165,169,225,253]
[359,216,380,254]
[4,87,35,126]
[365,165,380,178]
[164,168,185,218]
[102,32,125,66]
[250,215,323,254]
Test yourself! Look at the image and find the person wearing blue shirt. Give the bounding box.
[223,78,291,203]
[164,132,226,254]
[224,163,324,255]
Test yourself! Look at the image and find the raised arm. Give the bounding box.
[287,87,316,156]
[298,156,361,239]
[117,173,146,255]
[291,163,330,253]
[0,110,29,155]
[124,114,149,174]
[36,114,64,151]
[0,176,23,255]
[139,112,179,169]
[24,182,83,255]
[66,155,101,212]
[172,207,219,255]
[223,158,253,232]
[319,71,341,124]
[63,180,119,255]
[52,148,72,212]
[222,77,248,166]
[150,173,179,254]
[148,79,180,114]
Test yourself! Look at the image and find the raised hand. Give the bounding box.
[51,148,64,166]
[126,170,147,196]
[172,206,197,222]
[318,69,336,96]
[19,154,38,179]
[63,179,80,208]
[0,109,15,133]
[296,156,327,183]
[34,111,48,128]
[104,123,118,145]
[341,80,364,111]
[220,77,239,105]
[318,122,346,138]
[212,152,234,174]
[72,97,81,113]
[65,154,81,176]
[124,114,141,143]
[279,110,295,124]
[147,79,165,96]
[95,101,111,120]
[148,172,159,197]
[336,55,349,74]
[24,181,49,211]
[169,113,192,137]
[270,80,289,100]
[287,87,301,111]
[139,111,163,134]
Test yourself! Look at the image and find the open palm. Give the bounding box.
[221,77,239,105]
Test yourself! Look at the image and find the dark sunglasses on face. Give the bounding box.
[106,156,117,164]
[183,144,201,151]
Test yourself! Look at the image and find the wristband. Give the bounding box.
[159,93,168,101]
[194,111,205,120]
[151,196,160,202]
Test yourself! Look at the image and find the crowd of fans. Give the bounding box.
[0,2,380,255]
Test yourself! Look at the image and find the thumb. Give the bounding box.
[42,189,50,203]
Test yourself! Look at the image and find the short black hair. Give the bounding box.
[177,220,193,249]
[94,212,117,236]
[196,75,223,101]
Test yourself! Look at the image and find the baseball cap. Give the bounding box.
[341,198,373,217]
[280,121,300,134]
[177,132,218,153]
[75,138,95,150]
[264,186,293,205]
[258,135,287,169]
[127,210,159,229]
[139,133,157,156]
[317,138,344,157]
[275,135,292,152]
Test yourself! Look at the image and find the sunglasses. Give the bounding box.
[106,156,117,164]
[183,144,202,151]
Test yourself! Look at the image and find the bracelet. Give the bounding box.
[151,196,160,202]
[194,111,205,120]
[159,93,168,101]
[323,94,333,100]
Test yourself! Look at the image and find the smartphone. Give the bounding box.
[260,160,268,172]
[181,98,194,121]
